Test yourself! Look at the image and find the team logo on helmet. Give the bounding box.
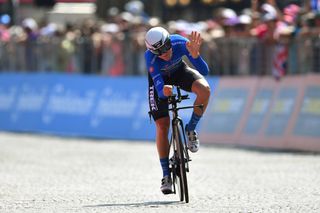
[152,40,163,49]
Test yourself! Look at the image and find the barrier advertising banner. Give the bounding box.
[259,76,304,149]
[201,77,258,144]
[200,74,320,152]
[293,86,320,137]
[287,74,320,151]
[0,73,155,140]
[239,77,277,147]
[1,72,318,151]
[0,73,218,141]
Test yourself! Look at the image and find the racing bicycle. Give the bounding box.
[167,86,203,203]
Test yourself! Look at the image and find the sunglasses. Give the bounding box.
[151,38,172,56]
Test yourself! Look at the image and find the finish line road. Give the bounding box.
[0,132,319,213]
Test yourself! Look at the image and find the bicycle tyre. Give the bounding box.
[169,135,180,199]
[173,138,184,201]
[175,123,189,203]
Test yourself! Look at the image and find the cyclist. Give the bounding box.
[145,26,211,194]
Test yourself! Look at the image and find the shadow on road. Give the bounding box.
[83,200,181,208]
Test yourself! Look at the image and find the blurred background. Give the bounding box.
[0,0,319,151]
[0,0,319,76]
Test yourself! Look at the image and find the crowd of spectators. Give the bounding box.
[0,0,319,79]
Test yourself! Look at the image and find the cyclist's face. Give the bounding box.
[158,48,172,61]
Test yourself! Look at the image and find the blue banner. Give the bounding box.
[0,73,218,141]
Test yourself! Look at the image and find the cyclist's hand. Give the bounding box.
[186,31,202,59]
[163,85,173,97]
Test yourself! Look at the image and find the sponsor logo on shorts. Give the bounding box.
[149,86,158,111]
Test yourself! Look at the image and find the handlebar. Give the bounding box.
[167,86,189,105]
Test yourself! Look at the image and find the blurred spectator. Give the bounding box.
[0,15,11,70]
[78,19,96,74]
[22,18,39,71]
[100,23,124,76]
[61,23,78,72]
[251,3,289,79]
[0,1,319,77]
[0,15,10,42]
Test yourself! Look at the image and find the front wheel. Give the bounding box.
[174,123,189,203]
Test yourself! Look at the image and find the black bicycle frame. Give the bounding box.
[148,86,203,203]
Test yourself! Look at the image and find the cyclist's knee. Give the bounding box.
[192,79,211,99]
[202,84,211,99]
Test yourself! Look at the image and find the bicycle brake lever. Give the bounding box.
[181,95,189,100]
[168,94,176,104]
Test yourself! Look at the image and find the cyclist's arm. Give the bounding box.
[186,53,209,76]
[151,71,166,99]
[145,53,166,99]
[182,35,209,76]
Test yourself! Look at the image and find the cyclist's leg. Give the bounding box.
[154,118,170,159]
[155,117,170,172]
[191,78,210,117]
[187,78,210,152]
[171,62,211,151]
[148,73,172,193]
[155,117,173,194]
[172,62,211,125]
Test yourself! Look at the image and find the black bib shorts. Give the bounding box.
[148,61,204,121]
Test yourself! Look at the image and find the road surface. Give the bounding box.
[0,132,319,212]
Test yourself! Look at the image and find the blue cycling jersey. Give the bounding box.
[145,34,209,99]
